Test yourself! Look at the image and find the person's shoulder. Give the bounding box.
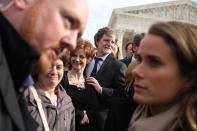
[116,58,127,68]
[23,86,36,105]
[23,86,31,97]
[113,58,127,70]
[59,84,74,107]
[106,55,126,68]
[120,57,127,62]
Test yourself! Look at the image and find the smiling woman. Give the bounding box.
[61,39,101,131]
[128,21,197,131]
[23,57,75,131]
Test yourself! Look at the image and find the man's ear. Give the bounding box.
[14,0,28,10]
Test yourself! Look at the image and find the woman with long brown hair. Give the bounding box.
[128,21,197,131]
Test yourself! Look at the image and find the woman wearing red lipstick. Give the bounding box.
[128,21,197,131]
[61,39,100,131]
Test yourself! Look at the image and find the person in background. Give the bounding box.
[128,21,197,131]
[0,0,88,130]
[125,60,138,100]
[104,60,139,131]
[24,57,75,131]
[63,51,71,71]
[85,27,127,131]
[132,33,146,59]
[124,60,139,120]
[61,39,100,131]
[111,43,123,60]
[120,42,133,66]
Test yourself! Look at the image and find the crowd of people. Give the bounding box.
[1,0,197,131]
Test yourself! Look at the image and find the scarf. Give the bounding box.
[128,104,180,131]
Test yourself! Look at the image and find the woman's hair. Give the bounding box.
[112,43,123,59]
[32,56,65,82]
[132,33,146,47]
[148,21,197,130]
[125,60,138,92]
[70,39,94,64]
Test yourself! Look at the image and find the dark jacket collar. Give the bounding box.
[0,13,40,89]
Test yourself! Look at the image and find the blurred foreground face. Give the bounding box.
[132,34,187,108]
[38,59,64,89]
[20,0,88,73]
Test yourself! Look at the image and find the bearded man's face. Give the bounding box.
[19,0,88,74]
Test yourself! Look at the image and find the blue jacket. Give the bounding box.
[120,56,133,67]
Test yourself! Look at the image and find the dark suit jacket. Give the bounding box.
[85,54,127,131]
[91,54,127,102]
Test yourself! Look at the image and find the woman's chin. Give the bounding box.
[48,81,59,88]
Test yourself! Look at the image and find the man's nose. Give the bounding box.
[106,41,112,47]
[60,30,78,51]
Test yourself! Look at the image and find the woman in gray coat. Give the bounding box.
[23,57,75,131]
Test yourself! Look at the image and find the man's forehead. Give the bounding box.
[104,34,116,38]
[59,0,88,31]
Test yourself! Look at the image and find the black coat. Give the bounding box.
[61,71,99,131]
[105,84,138,131]
[90,55,127,100]
[0,13,40,131]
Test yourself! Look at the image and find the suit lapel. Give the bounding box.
[96,55,112,77]
[84,63,90,78]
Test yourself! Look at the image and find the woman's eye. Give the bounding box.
[72,54,77,57]
[57,65,63,70]
[80,55,85,59]
[149,57,161,67]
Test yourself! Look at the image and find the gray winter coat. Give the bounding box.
[23,83,75,131]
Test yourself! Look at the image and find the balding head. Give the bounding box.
[1,0,89,73]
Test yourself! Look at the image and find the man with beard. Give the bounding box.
[86,27,127,131]
[0,0,88,130]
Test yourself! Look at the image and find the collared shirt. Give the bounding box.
[86,53,109,77]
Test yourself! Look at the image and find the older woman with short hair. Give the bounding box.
[23,56,75,131]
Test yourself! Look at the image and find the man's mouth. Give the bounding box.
[48,48,67,60]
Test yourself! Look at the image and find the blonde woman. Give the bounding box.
[111,43,123,60]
